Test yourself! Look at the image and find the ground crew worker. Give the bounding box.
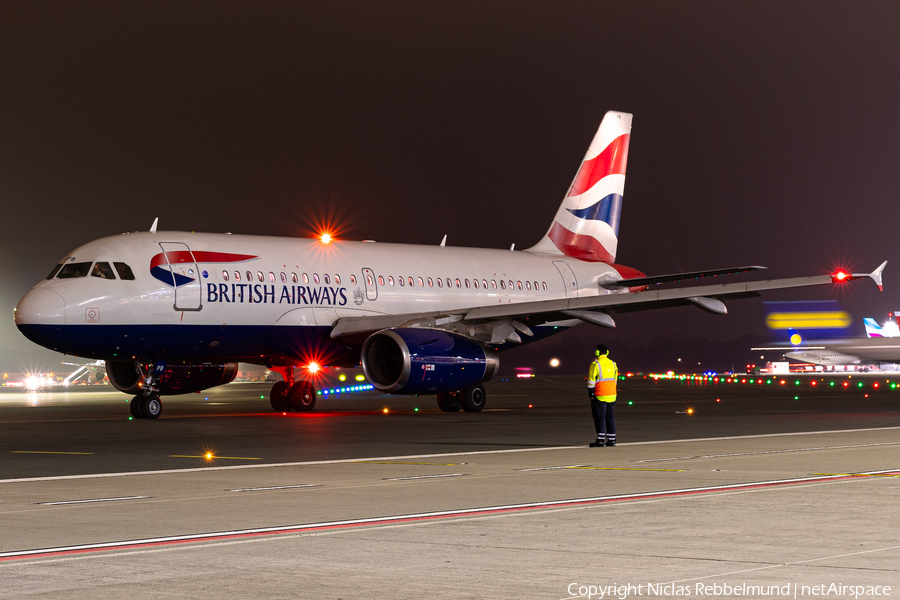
[587,344,617,447]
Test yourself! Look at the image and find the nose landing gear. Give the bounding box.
[130,393,162,419]
[129,362,164,419]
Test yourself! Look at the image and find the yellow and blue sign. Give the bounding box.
[764,301,852,342]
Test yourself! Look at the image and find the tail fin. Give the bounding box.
[864,318,885,338]
[527,111,632,262]
[788,329,808,346]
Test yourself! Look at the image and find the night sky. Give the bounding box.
[3,2,899,375]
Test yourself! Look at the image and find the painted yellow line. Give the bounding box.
[568,466,686,472]
[169,455,261,460]
[11,451,94,455]
[354,461,466,466]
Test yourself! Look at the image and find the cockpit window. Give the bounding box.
[114,262,135,280]
[91,262,116,280]
[46,264,64,280]
[56,262,92,279]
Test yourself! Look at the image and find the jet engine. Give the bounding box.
[106,360,239,395]
[361,328,499,395]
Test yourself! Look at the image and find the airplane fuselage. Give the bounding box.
[16,231,636,366]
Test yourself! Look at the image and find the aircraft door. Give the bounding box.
[553,261,578,299]
[361,268,378,301]
[158,242,203,311]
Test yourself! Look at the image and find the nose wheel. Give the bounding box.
[130,393,162,419]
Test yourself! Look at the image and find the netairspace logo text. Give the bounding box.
[567,582,892,599]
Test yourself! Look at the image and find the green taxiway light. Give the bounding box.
[830,382,835,386]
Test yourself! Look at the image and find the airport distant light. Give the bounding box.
[382,408,389,414]
[339,374,346,381]
[687,408,694,415]
[319,232,333,244]
[549,358,560,368]
[355,375,365,382]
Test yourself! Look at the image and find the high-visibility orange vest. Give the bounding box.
[590,355,618,402]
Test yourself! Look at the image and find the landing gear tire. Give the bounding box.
[130,395,144,419]
[140,394,162,419]
[288,381,316,412]
[460,384,486,412]
[436,391,461,412]
[270,381,290,412]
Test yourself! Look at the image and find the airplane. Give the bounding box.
[14,111,887,419]
[864,315,900,338]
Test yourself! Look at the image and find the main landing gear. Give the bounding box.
[269,366,317,412]
[436,383,486,413]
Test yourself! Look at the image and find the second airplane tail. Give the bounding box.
[527,111,632,263]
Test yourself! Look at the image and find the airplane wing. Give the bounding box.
[330,262,887,341]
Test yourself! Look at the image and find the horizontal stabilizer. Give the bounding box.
[600,266,766,289]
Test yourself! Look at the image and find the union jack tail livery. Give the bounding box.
[527,111,631,262]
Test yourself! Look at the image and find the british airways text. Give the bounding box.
[206,284,348,306]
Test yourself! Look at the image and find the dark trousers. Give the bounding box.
[591,400,616,440]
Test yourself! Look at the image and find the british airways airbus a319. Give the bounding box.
[14,111,886,419]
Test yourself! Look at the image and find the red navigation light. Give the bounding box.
[306,362,321,374]
[832,271,849,282]
[319,232,333,245]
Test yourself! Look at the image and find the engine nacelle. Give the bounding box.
[106,360,239,395]
[361,328,499,395]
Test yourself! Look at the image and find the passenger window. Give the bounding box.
[291,273,298,283]
[46,264,64,280]
[350,274,357,285]
[534,281,539,291]
[367,274,374,286]
[408,276,414,287]
[91,262,116,280]
[280,272,287,283]
[542,282,548,291]
[399,276,405,287]
[234,271,241,282]
[437,277,443,288]
[465,279,470,289]
[222,270,229,281]
[427,277,433,287]
[378,275,385,286]
[446,278,451,288]
[455,278,461,288]
[324,274,331,284]
[335,274,341,284]
[473,279,479,289]
[258,271,264,282]
[526,281,532,290]
[500,280,506,290]
[313,273,320,284]
[482,279,488,289]
[303,273,310,284]
[517,281,522,290]
[114,263,135,280]
[509,280,514,290]
[491,280,497,289]
[417,277,424,287]
[389,276,395,286]
[57,262,92,279]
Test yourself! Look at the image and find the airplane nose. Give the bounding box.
[15,288,66,327]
